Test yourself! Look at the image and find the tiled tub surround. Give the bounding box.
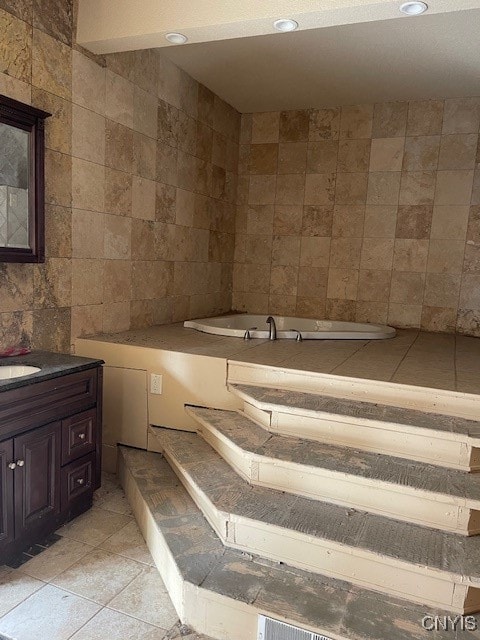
[234,99,480,335]
[0,0,240,353]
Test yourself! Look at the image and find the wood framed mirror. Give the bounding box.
[0,95,51,263]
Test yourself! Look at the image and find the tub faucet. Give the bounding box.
[266,316,277,341]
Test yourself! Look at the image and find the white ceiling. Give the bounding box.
[164,9,480,113]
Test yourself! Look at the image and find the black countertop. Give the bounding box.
[0,351,104,393]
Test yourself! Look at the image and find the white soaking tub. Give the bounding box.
[184,315,396,340]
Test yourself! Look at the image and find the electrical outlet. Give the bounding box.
[150,373,163,395]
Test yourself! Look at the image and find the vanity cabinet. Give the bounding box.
[0,363,102,561]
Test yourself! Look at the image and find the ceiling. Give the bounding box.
[163,8,480,112]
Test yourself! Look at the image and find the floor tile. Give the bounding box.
[51,548,143,605]
[99,520,154,565]
[0,584,100,640]
[69,607,168,639]
[94,486,133,515]
[56,507,132,546]
[18,537,93,582]
[0,566,44,618]
[108,565,179,628]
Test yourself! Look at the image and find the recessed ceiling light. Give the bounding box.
[165,32,188,44]
[399,2,428,15]
[273,19,298,32]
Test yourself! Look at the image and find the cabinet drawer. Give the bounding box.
[61,410,95,465]
[61,454,94,510]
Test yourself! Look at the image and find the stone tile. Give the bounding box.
[389,272,425,304]
[276,173,305,205]
[431,205,469,240]
[71,259,104,306]
[271,235,301,266]
[427,239,465,274]
[360,238,394,270]
[399,171,436,205]
[72,104,105,164]
[131,220,156,261]
[395,205,433,239]
[70,607,168,640]
[72,158,105,212]
[363,205,397,238]
[279,109,309,142]
[106,120,134,173]
[103,260,131,303]
[307,140,338,173]
[337,139,370,172]
[357,269,391,302]
[32,307,71,352]
[326,298,356,320]
[434,170,474,205]
[406,99,444,136]
[70,304,103,339]
[0,0,32,22]
[32,87,72,155]
[72,50,105,115]
[246,204,274,235]
[33,257,71,308]
[45,149,72,207]
[134,49,158,95]
[273,205,303,235]
[372,101,408,138]
[297,266,328,299]
[460,274,480,309]
[369,137,404,172]
[366,172,401,205]
[105,70,134,128]
[438,134,478,170]
[248,175,276,205]
[424,273,461,307]
[393,238,429,272]
[421,306,457,333]
[105,168,132,216]
[0,263,34,312]
[300,236,331,268]
[0,70,31,102]
[334,173,367,205]
[278,142,307,174]
[0,9,32,82]
[249,143,278,174]
[302,205,333,237]
[32,28,71,99]
[330,237,362,269]
[103,300,132,335]
[355,300,388,324]
[339,104,373,139]
[19,537,93,581]
[332,205,365,238]
[51,548,143,605]
[327,268,359,300]
[132,176,156,220]
[0,584,100,640]
[402,136,440,171]
[99,520,153,565]
[463,243,480,274]
[45,204,72,258]
[442,97,480,134]
[103,212,132,259]
[251,112,279,143]
[108,565,178,628]
[33,0,72,45]
[309,108,340,140]
[388,303,422,328]
[0,566,43,618]
[270,265,298,296]
[134,132,156,180]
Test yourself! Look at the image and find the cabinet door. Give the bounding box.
[14,422,61,538]
[0,439,15,548]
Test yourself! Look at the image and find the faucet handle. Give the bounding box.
[243,327,257,340]
[289,329,303,342]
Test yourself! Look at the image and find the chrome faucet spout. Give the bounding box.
[266,316,277,341]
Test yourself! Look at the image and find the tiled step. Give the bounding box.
[150,426,480,614]
[228,384,480,471]
[119,445,467,640]
[185,405,480,535]
[227,360,480,420]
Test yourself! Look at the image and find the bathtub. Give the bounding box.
[184,315,396,340]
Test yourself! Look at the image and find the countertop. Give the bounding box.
[0,351,104,393]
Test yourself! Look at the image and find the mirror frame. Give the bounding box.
[0,95,51,263]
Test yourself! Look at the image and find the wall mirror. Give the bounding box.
[0,95,51,263]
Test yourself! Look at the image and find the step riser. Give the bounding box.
[242,401,479,472]
[192,418,480,535]
[228,362,480,421]
[160,441,480,614]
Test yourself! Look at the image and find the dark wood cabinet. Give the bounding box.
[0,365,102,561]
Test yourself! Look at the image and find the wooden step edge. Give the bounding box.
[227,361,480,421]
[152,429,480,614]
[184,407,480,536]
[118,446,477,640]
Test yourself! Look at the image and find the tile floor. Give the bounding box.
[0,474,208,640]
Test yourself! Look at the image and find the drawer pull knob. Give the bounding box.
[76,478,85,486]
[78,433,86,440]
[16,460,25,467]
[8,462,16,470]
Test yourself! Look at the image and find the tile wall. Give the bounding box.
[234,101,480,334]
[0,0,239,352]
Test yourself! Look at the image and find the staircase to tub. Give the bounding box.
[118,359,480,640]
